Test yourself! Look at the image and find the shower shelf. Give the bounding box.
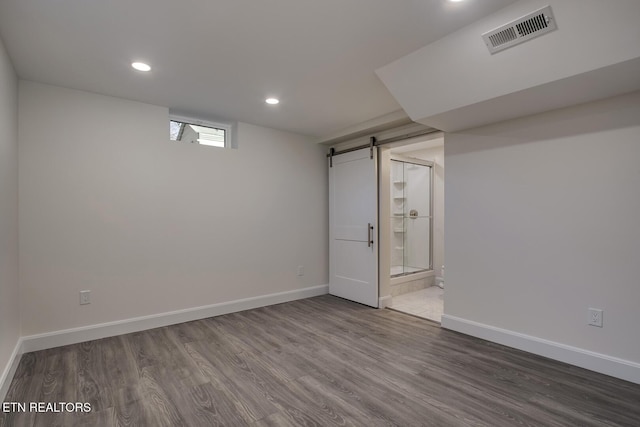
[393,196,406,200]
[393,229,405,233]
[393,180,405,185]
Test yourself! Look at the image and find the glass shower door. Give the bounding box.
[390,159,432,277]
[403,162,431,274]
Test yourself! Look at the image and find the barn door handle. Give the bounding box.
[367,223,374,247]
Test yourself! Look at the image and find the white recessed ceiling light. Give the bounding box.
[449,0,464,2]
[131,62,151,72]
[265,98,280,105]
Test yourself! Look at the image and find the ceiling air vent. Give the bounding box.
[482,5,557,54]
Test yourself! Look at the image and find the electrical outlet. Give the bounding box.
[80,290,91,305]
[588,308,603,327]
[297,265,304,276]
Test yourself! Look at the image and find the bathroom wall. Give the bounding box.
[389,160,405,270]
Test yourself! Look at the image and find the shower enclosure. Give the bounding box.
[390,157,433,277]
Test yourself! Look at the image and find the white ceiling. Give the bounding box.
[0,0,516,139]
[376,0,640,133]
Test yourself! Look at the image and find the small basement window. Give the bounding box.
[170,116,232,148]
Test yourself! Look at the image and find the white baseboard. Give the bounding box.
[0,338,24,402]
[22,284,329,354]
[441,314,640,385]
[378,295,392,309]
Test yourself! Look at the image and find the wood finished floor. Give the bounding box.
[2,295,640,426]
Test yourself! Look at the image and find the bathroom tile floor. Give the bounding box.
[388,286,444,323]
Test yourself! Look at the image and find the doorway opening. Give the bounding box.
[380,134,444,322]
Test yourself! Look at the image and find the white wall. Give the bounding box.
[444,91,640,372]
[0,35,19,392]
[19,81,328,336]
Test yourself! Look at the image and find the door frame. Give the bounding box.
[377,132,444,308]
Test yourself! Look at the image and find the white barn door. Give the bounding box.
[329,147,378,307]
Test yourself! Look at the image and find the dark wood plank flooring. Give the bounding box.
[2,295,640,426]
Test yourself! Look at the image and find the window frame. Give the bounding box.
[169,114,233,149]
